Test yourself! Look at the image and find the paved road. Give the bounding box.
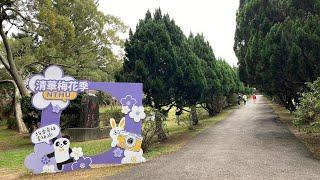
[108,95,320,180]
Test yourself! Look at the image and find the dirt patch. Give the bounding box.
[0,168,23,180]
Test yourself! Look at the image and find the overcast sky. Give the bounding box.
[98,0,239,66]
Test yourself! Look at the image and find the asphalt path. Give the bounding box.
[108,95,320,180]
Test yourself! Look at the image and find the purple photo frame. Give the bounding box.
[25,65,146,174]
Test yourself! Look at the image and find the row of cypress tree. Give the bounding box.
[117,9,250,141]
[234,0,320,111]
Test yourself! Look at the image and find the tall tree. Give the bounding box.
[0,0,33,98]
[234,0,320,111]
[0,0,126,132]
[188,33,221,116]
[118,9,178,141]
[173,38,206,125]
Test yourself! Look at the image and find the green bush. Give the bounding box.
[0,119,6,126]
[21,93,88,131]
[293,78,320,133]
[60,93,84,129]
[197,107,210,120]
[2,103,13,118]
[6,117,17,130]
[142,108,168,152]
[21,96,41,132]
[100,108,123,127]
[226,93,238,106]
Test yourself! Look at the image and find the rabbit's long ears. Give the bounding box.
[119,118,125,129]
[110,118,116,129]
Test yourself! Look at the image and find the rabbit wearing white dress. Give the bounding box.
[109,118,125,147]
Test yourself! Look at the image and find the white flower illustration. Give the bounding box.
[129,105,146,122]
[121,149,146,164]
[121,106,130,114]
[70,147,84,161]
[41,165,56,173]
[28,65,76,110]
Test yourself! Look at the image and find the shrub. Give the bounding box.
[197,106,210,120]
[21,96,41,132]
[211,95,227,114]
[2,102,14,118]
[60,93,84,129]
[6,117,17,130]
[100,108,123,127]
[21,93,88,131]
[0,119,6,126]
[226,93,238,106]
[142,108,168,152]
[293,78,320,133]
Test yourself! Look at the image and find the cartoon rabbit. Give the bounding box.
[109,118,125,147]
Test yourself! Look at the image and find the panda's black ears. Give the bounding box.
[62,135,70,140]
[51,137,58,144]
[50,135,71,144]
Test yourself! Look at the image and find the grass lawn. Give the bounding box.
[267,98,320,160]
[0,106,235,179]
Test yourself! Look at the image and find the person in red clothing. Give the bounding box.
[253,93,257,103]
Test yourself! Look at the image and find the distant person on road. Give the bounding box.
[253,93,257,103]
[237,94,242,107]
[243,94,247,105]
[175,107,183,125]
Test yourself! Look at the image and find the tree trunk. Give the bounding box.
[13,82,29,133]
[208,109,216,117]
[206,103,216,117]
[10,70,30,97]
[155,112,167,142]
[0,23,30,98]
[190,105,198,125]
[0,80,29,133]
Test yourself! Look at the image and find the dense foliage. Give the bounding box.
[293,78,320,133]
[118,9,249,140]
[234,0,320,111]
[0,0,127,133]
[21,94,85,132]
[188,34,250,116]
[1,0,126,82]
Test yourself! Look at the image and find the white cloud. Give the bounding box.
[98,0,239,66]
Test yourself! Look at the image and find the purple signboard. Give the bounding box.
[24,65,146,174]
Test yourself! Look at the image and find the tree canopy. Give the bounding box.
[0,0,126,133]
[234,0,320,111]
[0,0,127,86]
[119,8,249,130]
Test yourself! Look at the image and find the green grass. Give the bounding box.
[74,139,112,156]
[0,125,33,170]
[145,107,234,159]
[0,124,112,171]
[0,106,235,178]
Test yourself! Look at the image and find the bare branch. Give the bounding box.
[200,104,209,111]
[161,102,176,114]
[181,108,190,113]
[4,7,46,26]
[0,79,14,84]
[20,61,76,73]
[7,18,37,36]
[0,22,14,69]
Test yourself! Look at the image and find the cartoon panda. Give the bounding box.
[47,135,74,171]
